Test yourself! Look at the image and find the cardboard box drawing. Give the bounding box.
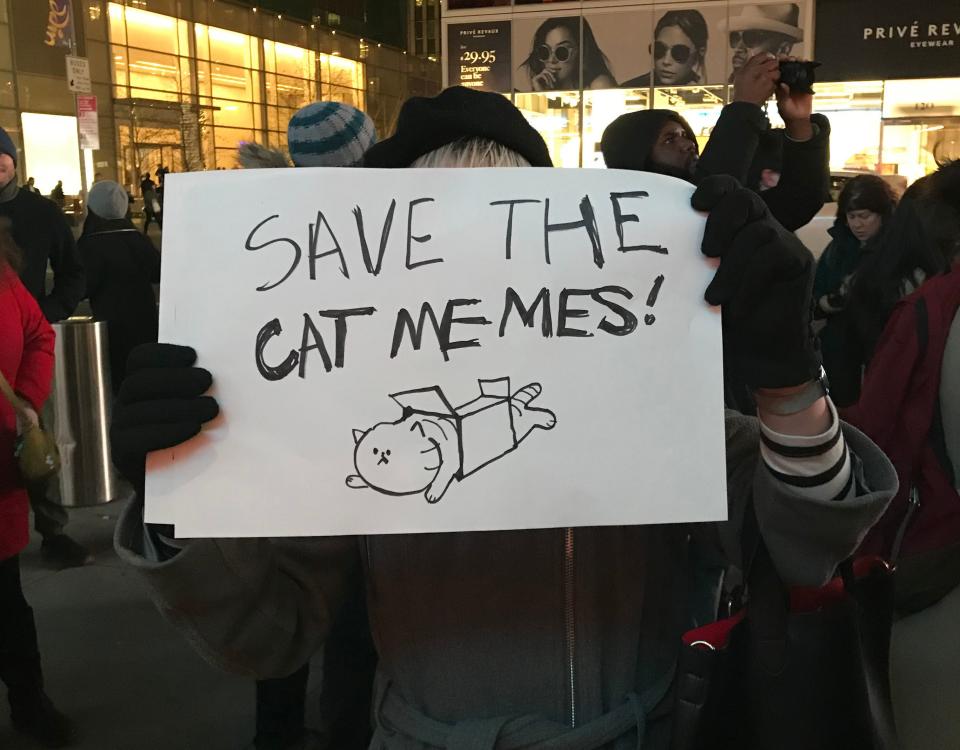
[346,377,557,503]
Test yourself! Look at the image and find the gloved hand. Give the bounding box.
[111,343,219,494]
[692,175,821,389]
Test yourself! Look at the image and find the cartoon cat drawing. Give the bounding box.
[346,378,556,503]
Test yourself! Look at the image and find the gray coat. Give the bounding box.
[115,414,897,749]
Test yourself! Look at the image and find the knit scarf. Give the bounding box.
[0,177,19,203]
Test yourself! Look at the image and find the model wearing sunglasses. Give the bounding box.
[729,28,797,77]
[621,10,706,89]
[522,17,615,92]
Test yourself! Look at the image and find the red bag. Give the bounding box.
[844,270,960,612]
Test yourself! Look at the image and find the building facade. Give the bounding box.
[0,0,440,196]
[409,0,441,60]
[443,0,960,185]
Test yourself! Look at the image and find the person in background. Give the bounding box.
[520,17,616,91]
[237,100,380,750]
[49,181,65,210]
[140,174,162,233]
[621,10,708,88]
[813,175,898,406]
[846,172,957,369]
[602,51,829,233]
[110,86,896,750]
[842,160,960,750]
[78,180,161,394]
[0,126,91,569]
[24,177,39,195]
[0,217,76,748]
[723,3,803,82]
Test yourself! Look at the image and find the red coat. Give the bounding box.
[0,266,55,560]
[844,268,960,559]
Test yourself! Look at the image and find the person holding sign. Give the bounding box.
[111,88,895,749]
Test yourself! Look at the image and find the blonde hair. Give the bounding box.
[411,138,530,168]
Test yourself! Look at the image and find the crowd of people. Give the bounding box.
[0,47,957,750]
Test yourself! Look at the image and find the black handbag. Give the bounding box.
[670,508,900,750]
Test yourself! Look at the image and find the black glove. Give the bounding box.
[111,343,219,495]
[692,175,820,389]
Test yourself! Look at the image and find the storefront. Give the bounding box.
[442,0,959,186]
[1,0,440,197]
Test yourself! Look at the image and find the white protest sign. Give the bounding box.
[147,168,726,537]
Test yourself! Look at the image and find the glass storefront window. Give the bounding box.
[814,81,883,173]
[21,113,82,194]
[583,89,649,168]
[652,86,725,153]
[320,54,365,91]
[107,2,126,46]
[197,24,257,70]
[515,92,581,168]
[110,3,184,56]
[264,40,316,81]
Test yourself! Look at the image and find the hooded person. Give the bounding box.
[111,86,895,750]
[79,180,161,392]
[601,51,830,233]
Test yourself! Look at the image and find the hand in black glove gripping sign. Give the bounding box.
[692,175,821,390]
[111,343,219,493]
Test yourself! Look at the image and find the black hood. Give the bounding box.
[600,109,698,177]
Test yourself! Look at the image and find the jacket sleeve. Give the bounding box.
[137,235,162,283]
[77,238,103,299]
[759,114,831,232]
[813,242,837,300]
[41,206,85,322]
[14,279,55,411]
[717,412,896,586]
[114,497,362,679]
[694,102,768,185]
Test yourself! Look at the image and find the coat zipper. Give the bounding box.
[563,527,576,727]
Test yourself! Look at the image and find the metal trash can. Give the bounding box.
[51,317,122,506]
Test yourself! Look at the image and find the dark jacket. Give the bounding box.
[0,188,85,321]
[78,214,160,390]
[814,223,869,406]
[115,414,896,749]
[697,103,831,231]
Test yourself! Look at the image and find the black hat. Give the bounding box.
[0,126,16,167]
[363,86,552,168]
[600,110,697,173]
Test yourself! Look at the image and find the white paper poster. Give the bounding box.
[148,168,726,537]
[76,94,99,150]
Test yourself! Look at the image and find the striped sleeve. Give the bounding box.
[758,399,855,503]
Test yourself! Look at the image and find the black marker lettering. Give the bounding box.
[406,197,442,270]
[353,200,396,276]
[245,215,301,292]
[441,298,491,357]
[610,191,668,255]
[317,307,376,368]
[254,318,298,380]
[543,196,604,268]
[391,302,444,358]
[298,313,333,377]
[490,199,541,259]
[308,210,350,280]
[558,289,593,338]
[592,286,638,335]
[500,287,552,337]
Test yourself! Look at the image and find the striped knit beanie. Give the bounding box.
[287,102,377,168]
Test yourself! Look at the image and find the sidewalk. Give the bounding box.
[1,501,323,750]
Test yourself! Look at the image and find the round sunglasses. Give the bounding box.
[535,43,576,63]
[729,30,772,49]
[652,41,694,64]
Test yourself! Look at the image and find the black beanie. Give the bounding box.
[0,127,16,167]
[363,86,552,168]
[600,110,697,173]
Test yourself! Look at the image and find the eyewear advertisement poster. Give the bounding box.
[635,4,732,88]
[147,168,726,538]
[815,0,959,81]
[448,21,512,91]
[582,10,654,89]
[722,1,809,84]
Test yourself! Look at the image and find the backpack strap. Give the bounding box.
[915,297,957,487]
